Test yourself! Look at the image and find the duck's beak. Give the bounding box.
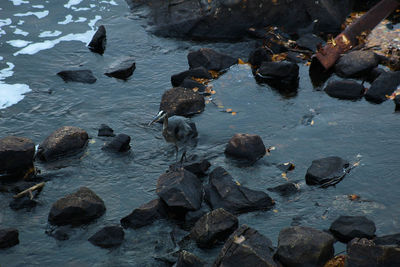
[148,111,166,126]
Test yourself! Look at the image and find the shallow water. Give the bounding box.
[1,0,400,266]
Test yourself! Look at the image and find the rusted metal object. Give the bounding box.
[315,0,399,70]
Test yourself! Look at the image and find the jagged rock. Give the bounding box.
[104,57,135,80]
[191,208,238,248]
[365,71,400,104]
[88,226,124,248]
[187,48,237,71]
[257,61,299,91]
[276,226,335,267]
[121,198,168,229]
[214,224,277,267]
[98,124,115,137]
[0,136,35,180]
[171,67,211,87]
[170,159,211,178]
[180,78,207,92]
[0,228,19,249]
[48,187,106,226]
[305,156,349,186]
[175,250,206,267]
[248,47,271,67]
[374,233,400,246]
[225,133,266,163]
[9,196,37,211]
[102,134,131,152]
[267,183,299,197]
[394,95,400,112]
[324,80,365,100]
[204,167,274,214]
[335,51,380,78]
[330,216,376,243]
[159,87,205,117]
[37,126,88,161]
[88,25,106,54]
[57,70,97,84]
[296,33,325,52]
[184,204,211,228]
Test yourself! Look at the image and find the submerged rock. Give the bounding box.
[170,159,211,178]
[104,57,136,80]
[374,233,400,246]
[225,133,266,163]
[214,224,277,267]
[257,61,299,91]
[57,70,97,84]
[248,47,272,67]
[88,226,124,248]
[88,25,106,54]
[267,183,299,197]
[187,48,237,71]
[159,87,205,117]
[48,187,106,226]
[365,71,400,104]
[37,126,88,161]
[175,250,206,267]
[184,204,211,228]
[171,67,211,87]
[98,124,115,137]
[276,226,335,267]
[121,198,168,229]
[9,196,37,211]
[395,95,400,112]
[330,215,376,243]
[48,226,72,241]
[335,50,379,78]
[324,80,365,100]
[305,156,349,186]
[0,228,19,249]
[102,134,131,152]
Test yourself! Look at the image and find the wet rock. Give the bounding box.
[394,95,400,112]
[248,47,271,67]
[121,198,168,229]
[335,50,379,78]
[204,167,274,214]
[88,226,124,248]
[374,233,400,246]
[324,80,365,100]
[159,87,205,117]
[88,25,106,54]
[225,133,266,163]
[156,169,203,212]
[37,126,88,161]
[175,250,206,267]
[49,226,71,241]
[264,29,289,54]
[277,162,295,172]
[180,78,206,92]
[184,204,211,228]
[214,224,277,267]
[170,159,211,178]
[276,226,335,267]
[98,124,115,137]
[104,57,136,80]
[0,228,19,249]
[268,183,299,197]
[57,70,97,84]
[296,33,325,53]
[48,187,106,226]
[330,215,376,243]
[0,136,35,180]
[102,134,131,152]
[191,208,238,248]
[171,67,211,87]
[9,196,37,211]
[365,71,400,104]
[365,67,386,83]
[346,238,400,266]
[305,156,349,186]
[257,61,299,91]
[187,48,237,71]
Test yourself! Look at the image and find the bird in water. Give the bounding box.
[149,110,198,165]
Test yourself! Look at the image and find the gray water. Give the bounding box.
[1,0,400,266]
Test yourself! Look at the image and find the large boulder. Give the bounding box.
[37,126,88,161]
[256,61,299,91]
[171,67,211,87]
[191,208,238,248]
[170,159,211,178]
[102,134,131,152]
[248,47,271,67]
[225,133,266,163]
[0,228,19,249]
[214,224,277,267]
[57,70,97,84]
[187,48,237,71]
[296,33,325,53]
[159,87,205,117]
[324,80,365,100]
[176,250,206,267]
[48,187,106,226]
[276,226,335,267]
[335,50,380,78]
[204,167,274,214]
[120,198,168,229]
[305,156,349,186]
[88,25,106,54]
[0,136,35,180]
[329,215,376,243]
[88,226,124,248]
[365,71,400,104]
[104,57,136,80]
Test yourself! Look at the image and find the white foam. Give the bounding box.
[64,0,83,9]
[7,40,32,48]
[90,4,95,8]
[75,17,87,23]
[32,5,44,8]
[58,14,73,25]
[17,20,24,25]
[0,18,12,37]
[71,7,90,11]
[0,62,31,109]
[14,11,49,19]
[9,0,29,5]
[14,28,29,36]
[39,30,62,38]
[0,56,3,61]
[100,0,118,5]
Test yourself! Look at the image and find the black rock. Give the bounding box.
[9,196,37,211]
[0,228,19,249]
[214,224,277,267]
[191,208,238,248]
[171,67,211,87]
[102,134,131,152]
[204,167,274,214]
[159,87,205,117]
[88,25,106,54]
[277,162,295,172]
[264,29,289,54]
[305,156,349,186]
[175,250,206,267]
[48,187,106,226]
[268,183,299,197]
[37,126,89,161]
[88,226,124,248]
[187,48,237,71]
[394,95,400,112]
[121,198,168,229]
[50,226,71,241]
[374,233,400,246]
[335,51,380,78]
[184,204,211,228]
[324,80,365,100]
[225,133,266,163]
[296,33,325,53]
[365,71,400,104]
[276,226,335,267]
[330,215,376,243]
[248,47,271,67]
[257,61,299,91]
[57,70,97,84]
[104,57,136,80]
[180,78,207,92]
[346,238,400,266]
[98,124,115,137]
[170,159,211,178]
[365,67,386,83]
[156,169,203,212]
